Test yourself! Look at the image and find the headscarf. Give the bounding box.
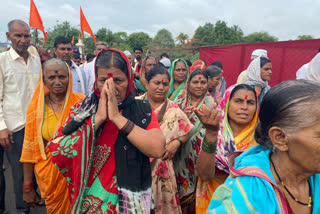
[123,50,131,56]
[215,85,258,173]
[62,48,134,134]
[305,53,320,82]
[21,61,84,162]
[251,49,268,60]
[159,57,171,68]
[167,59,189,100]
[246,56,269,89]
[190,60,206,73]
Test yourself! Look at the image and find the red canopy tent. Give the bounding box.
[199,39,320,86]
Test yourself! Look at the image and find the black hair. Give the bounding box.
[204,65,222,78]
[201,59,207,66]
[185,59,192,67]
[73,54,80,60]
[146,66,170,83]
[54,36,72,48]
[229,84,257,101]
[255,80,320,149]
[133,47,143,53]
[86,53,96,61]
[211,61,223,69]
[158,62,165,68]
[260,57,271,68]
[95,50,128,77]
[188,69,208,82]
[160,53,169,59]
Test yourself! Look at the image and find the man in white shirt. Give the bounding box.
[0,20,41,214]
[84,41,107,94]
[237,49,268,84]
[54,36,87,95]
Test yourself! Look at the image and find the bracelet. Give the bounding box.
[201,137,217,154]
[119,120,135,137]
[175,138,183,146]
[23,182,34,193]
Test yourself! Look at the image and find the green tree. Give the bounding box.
[112,32,131,50]
[176,33,189,45]
[95,28,113,45]
[193,23,215,46]
[244,32,278,43]
[297,35,314,40]
[152,29,175,48]
[83,36,95,54]
[44,21,81,48]
[126,32,152,50]
[193,21,243,46]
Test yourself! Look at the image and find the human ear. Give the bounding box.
[268,127,289,152]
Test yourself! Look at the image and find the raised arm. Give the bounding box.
[195,104,221,182]
[95,78,165,158]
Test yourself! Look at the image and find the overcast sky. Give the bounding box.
[0,0,319,43]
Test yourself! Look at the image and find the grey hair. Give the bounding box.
[204,65,222,78]
[42,58,69,75]
[255,80,320,149]
[95,41,108,49]
[7,20,29,32]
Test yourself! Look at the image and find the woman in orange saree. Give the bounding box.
[20,58,85,213]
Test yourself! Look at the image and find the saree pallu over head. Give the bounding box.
[173,86,214,211]
[21,63,85,163]
[196,85,258,213]
[190,60,206,73]
[167,59,189,100]
[49,48,155,213]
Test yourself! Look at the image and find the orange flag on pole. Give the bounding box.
[80,7,96,44]
[29,0,47,44]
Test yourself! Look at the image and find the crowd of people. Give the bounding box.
[0,19,319,214]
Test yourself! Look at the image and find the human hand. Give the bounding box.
[162,140,180,160]
[23,189,37,208]
[105,78,121,123]
[183,106,194,118]
[0,129,13,150]
[194,103,221,133]
[95,80,108,129]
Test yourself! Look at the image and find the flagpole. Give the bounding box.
[34,28,39,46]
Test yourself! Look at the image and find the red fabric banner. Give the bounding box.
[199,39,320,86]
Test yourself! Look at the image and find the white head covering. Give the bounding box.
[123,50,131,56]
[160,57,171,68]
[305,53,320,82]
[246,56,269,88]
[251,49,268,60]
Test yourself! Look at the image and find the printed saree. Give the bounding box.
[196,85,258,214]
[173,89,214,213]
[167,59,189,101]
[48,49,158,213]
[207,145,320,213]
[137,94,193,214]
[20,65,84,213]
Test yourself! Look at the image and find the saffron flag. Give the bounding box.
[80,7,97,44]
[29,0,47,44]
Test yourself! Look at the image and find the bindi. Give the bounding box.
[198,76,202,81]
[107,73,113,78]
[245,95,248,100]
[55,70,59,74]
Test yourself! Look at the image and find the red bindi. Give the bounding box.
[245,95,248,100]
[198,76,202,80]
[107,73,113,78]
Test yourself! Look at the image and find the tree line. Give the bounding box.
[32,20,316,61]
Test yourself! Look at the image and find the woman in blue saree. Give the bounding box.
[206,80,320,214]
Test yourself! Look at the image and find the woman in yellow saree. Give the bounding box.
[20,58,85,213]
